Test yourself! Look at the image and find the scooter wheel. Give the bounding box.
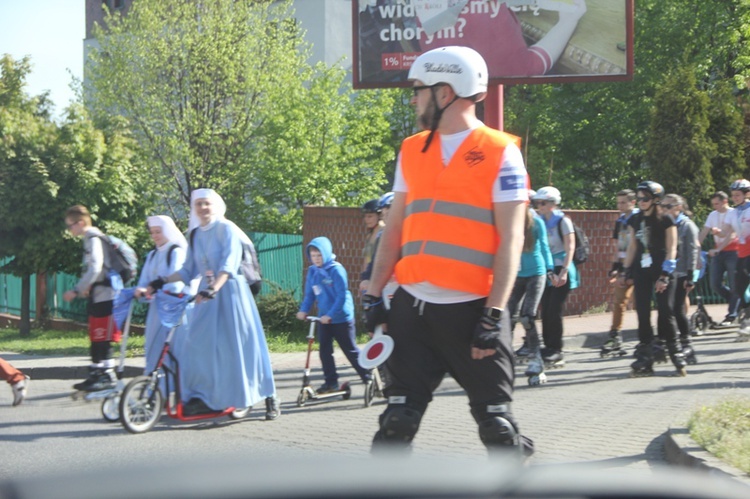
[342,383,352,401]
[364,381,376,408]
[296,390,308,407]
[119,376,163,434]
[101,394,121,422]
[689,311,709,334]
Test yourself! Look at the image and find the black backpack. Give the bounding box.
[190,227,262,295]
[558,217,591,265]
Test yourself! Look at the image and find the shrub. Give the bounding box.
[256,283,306,341]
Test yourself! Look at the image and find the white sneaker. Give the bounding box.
[12,376,29,406]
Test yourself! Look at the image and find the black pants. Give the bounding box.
[673,276,691,343]
[735,255,750,309]
[540,268,571,353]
[383,287,514,412]
[632,267,677,345]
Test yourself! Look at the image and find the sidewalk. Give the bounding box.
[2,302,749,485]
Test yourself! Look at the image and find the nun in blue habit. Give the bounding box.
[134,215,189,380]
[147,189,279,419]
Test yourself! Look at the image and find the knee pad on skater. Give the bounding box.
[373,398,425,445]
[520,314,535,331]
[472,403,520,450]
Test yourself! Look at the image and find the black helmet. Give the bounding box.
[362,199,381,214]
[636,180,665,202]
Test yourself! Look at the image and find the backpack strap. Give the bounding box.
[146,245,178,267]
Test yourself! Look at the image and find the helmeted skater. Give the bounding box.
[618,181,687,376]
[364,46,532,455]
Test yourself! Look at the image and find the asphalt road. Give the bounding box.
[2,313,749,489]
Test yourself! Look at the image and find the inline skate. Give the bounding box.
[600,330,627,358]
[524,351,547,386]
[629,342,654,377]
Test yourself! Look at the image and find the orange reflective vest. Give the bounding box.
[395,126,522,296]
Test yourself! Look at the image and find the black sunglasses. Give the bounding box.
[412,83,445,96]
[661,203,677,210]
[533,200,548,207]
[636,196,653,202]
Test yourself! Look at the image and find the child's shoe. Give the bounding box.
[316,382,339,394]
[12,376,29,406]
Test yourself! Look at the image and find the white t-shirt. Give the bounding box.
[392,125,528,304]
[704,208,735,249]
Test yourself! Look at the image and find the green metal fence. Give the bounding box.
[0,232,304,324]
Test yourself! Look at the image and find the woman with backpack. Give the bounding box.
[147,189,280,420]
[532,187,579,367]
[134,216,189,378]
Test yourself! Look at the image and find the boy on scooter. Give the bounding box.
[297,237,372,394]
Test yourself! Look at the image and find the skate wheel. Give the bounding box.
[342,383,352,401]
[616,350,627,357]
[675,367,687,377]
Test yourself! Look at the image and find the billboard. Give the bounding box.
[352,0,634,88]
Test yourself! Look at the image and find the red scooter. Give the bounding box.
[118,293,249,434]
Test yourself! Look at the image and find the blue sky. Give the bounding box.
[0,0,84,117]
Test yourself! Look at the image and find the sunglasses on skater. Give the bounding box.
[636,196,653,202]
[661,203,677,210]
[412,83,445,96]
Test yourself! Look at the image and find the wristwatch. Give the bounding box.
[483,307,503,321]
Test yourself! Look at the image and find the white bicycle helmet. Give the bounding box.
[730,179,750,193]
[408,46,488,99]
[532,186,561,205]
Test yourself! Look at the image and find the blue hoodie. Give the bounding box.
[299,236,354,323]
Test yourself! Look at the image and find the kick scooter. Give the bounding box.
[118,293,249,434]
[296,316,352,407]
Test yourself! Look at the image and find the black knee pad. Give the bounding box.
[372,399,425,447]
[473,403,520,450]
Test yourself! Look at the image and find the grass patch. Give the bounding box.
[0,326,146,357]
[688,395,750,474]
[582,302,608,315]
[0,326,371,356]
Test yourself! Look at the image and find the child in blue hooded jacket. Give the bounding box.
[297,236,372,393]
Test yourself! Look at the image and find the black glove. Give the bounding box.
[472,313,502,350]
[363,294,387,332]
[198,287,217,300]
[609,262,623,276]
[148,277,166,291]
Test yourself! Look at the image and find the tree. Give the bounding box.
[503,0,750,210]
[646,67,716,211]
[0,55,148,336]
[86,0,396,233]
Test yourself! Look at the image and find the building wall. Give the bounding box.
[85,0,353,70]
[303,206,623,318]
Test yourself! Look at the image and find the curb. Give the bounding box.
[664,425,750,487]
